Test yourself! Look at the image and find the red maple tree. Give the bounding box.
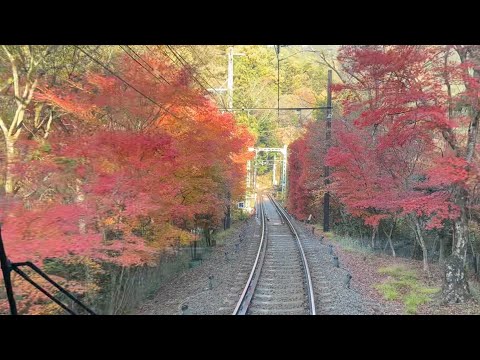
[328,45,480,301]
[1,48,254,313]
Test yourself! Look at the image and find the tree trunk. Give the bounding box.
[419,238,429,273]
[75,179,86,233]
[387,233,396,257]
[107,267,117,315]
[204,227,211,247]
[371,227,376,250]
[383,220,396,257]
[412,236,417,259]
[431,236,438,262]
[383,237,389,253]
[475,254,479,276]
[4,137,17,194]
[442,190,471,303]
[439,236,445,265]
[226,204,231,229]
[451,222,456,255]
[112,266,126,315]
[1,46,43,195]
[413,217,429,273]
[83,258,96,309]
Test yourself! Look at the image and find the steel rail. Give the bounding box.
[232,196,267,315]
[268,194,316,315]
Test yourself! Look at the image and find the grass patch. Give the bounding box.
[328,233,373,254]
[378,265,417,279]
[375,265,440,314]
[321,230,334,237]
[211,221,243,246]
[375,283,400,300]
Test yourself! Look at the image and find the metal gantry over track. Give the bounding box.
[247,145,288,194]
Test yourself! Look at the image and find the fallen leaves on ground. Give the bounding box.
[322,234,480,315]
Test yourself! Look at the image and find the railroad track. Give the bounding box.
[233,193,315,315]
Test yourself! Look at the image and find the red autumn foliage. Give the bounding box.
[328,46,479,231]
[0,48,254,274]
[289,45,479,235]
[287,121,326,221]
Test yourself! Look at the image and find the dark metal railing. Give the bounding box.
[0,226,96,315]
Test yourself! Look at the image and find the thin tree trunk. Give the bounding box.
[476,255,480,277]
[116,268,131,314]
[382,220,396,257]
[84,258,93,306]
[112,266,126,314]
[371,227,377,250]
[118,268,136,314]
[1,46,41,195]
[387,232,396,258]
[412,237,417,259]
[431,236,438,262]
[451,222,456,255]
[439,236,445,265]
[413,218,429,273]
[75,179,86,233]
[43,109,54,139]
[225,192,231,229]
[4,137,17,194]
[204,226,211,247]
[107,267,117,315]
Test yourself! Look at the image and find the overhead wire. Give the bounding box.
[186,45,254,112]
[118,45,206,129]
[120,45,172,86]
[164,45,219,95]
[146,45,232,115]
[163,45,237,110]
[75,45,184,124]
[76,46,161,107]
[187,45,226,89]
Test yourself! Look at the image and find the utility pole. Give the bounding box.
[223,47,234,229]
[225,46,245,111]
[323,70,332,232]
[281,144,287,196]
[207,46,243,112]
[227,47,234,110]
[272,154,277,186]
[225,47,245,228]
[276,45,280,119]
[253,150,258,190]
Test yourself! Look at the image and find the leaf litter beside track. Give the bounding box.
[320,231,480,315]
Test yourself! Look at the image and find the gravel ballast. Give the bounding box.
[136,216,261,315]
[137,198,479,315]
[137,207,389,315]
[289,216,397,315]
